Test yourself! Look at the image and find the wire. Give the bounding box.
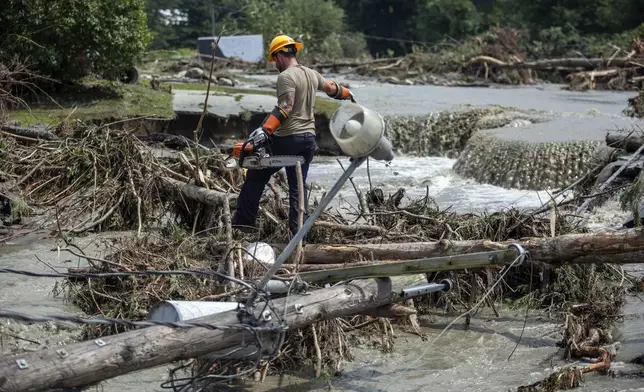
[0,267,258,293]
[507,251,534,361]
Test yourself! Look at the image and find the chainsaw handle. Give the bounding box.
[239,139,252,169]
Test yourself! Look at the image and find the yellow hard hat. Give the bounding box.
[267,34,303,62]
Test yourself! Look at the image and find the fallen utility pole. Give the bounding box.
[283,228,644,265]
[294,248,521,284]
[0,274,438,392]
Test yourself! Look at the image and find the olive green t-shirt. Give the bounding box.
[275,65,325,137]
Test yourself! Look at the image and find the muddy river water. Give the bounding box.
[1,81,643,391]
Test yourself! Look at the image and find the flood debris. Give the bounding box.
[0,123,247,238]
[1,71,639,391]
[49,166,635,391]
[309,28,644,91]
[0,110,636,391]
[532,127,644,219]
[623,89,644,118]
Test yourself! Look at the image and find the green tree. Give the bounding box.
[414,0,482,43]
[335,0,426,56]
[145,0,249,49]
[0,0,151,82]
[243,0,363,58]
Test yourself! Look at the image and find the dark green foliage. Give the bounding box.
[141,0,644,59]
[0,0,151,82]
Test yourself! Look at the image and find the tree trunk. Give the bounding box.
[463,56,643,70]
[161,176,236,204]
[0,274,426,392]
[286,228,644,265]
[0,124,58,140]
[311,57,404,69]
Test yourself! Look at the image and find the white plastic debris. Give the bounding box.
[244,242,276,266]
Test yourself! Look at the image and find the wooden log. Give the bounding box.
[161,176,236,204]
[0,124,58,140]
[0,274,426,391]
[606,132,644,153]
[311,57,404,69]
[284,228,644,265]
[314,220,388,235]
[463,56,644,70]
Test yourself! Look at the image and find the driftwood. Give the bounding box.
[0,124,58,140]
[279,228,644,265]
[0,274,426,391]
[463,56,644,70]
[311,57,404,69]
[606,131,644,153]
[161,176,235,204]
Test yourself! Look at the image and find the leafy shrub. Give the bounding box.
[0,0,151,82]
[243,0,366,59]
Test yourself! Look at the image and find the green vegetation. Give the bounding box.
[144,0,644,60]
[8,82,174,126]
[145,0,367,59]
[1,0,150,82]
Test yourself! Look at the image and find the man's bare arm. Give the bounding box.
[277,91,295,116]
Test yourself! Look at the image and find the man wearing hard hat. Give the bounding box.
[232,34,355,237]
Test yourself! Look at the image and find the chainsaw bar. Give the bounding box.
[224,155,305,169]
[243,155,305,169]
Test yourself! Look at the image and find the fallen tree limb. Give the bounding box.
[161,176,236,204]
[463,56,644,70]
[0,124,58,140]
[280,228,644,265]
[314,220,388,235]
[0,274,426,391]
[311,57,404,69]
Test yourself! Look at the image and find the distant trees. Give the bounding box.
[145,0,367,58]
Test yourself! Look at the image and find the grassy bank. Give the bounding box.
[168,82,341,117]
[6,81,175,126]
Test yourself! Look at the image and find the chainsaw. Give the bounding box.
[224,129,305,170]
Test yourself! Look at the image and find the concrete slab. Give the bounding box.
[172,89,276,118]
[478,115,644,143]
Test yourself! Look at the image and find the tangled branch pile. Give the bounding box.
[57,171,630,389]
[0,59,48,120]
[0,125,247,236]
[313,28,644,91]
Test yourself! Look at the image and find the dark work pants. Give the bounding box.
[232,133,317,236]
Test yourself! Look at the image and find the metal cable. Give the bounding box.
[0,267,259,293]
[2,266,230,280]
